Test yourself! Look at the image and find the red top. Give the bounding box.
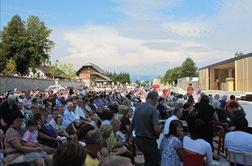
[183,149,205,166]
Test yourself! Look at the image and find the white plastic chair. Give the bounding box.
[227,150,252,166]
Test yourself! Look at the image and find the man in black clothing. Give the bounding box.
[0,94,24,131]
[132,91,160,166]
[157,97,167,119]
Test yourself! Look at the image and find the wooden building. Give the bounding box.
[76,63,111,86]
[198,53,252,92]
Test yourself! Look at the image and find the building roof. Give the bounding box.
[37,66,67,79]
[199,52,252,70]
[76,63,108,76]
[93,72,111,82]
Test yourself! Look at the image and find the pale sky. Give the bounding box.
[1,0,252,81]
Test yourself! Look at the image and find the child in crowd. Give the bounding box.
[55,116,77,143]
[55,116,69,138]
[22,119,40,147]
[160,120,183,166]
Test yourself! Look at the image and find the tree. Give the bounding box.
[235,51,244,57]
[135,80,141,85]
[48,60,60,79]
[0,15,28,74]
[0,15,54,75]
[108,72,131,84]
[3,58,16,75]
[0,41,5,72]
[26,16,54,70]
[162,66,182,84]
[162,57,197,84]
[180,57,197,78]
[58,63,76,81]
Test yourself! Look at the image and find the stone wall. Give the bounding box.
[0,76,84,93]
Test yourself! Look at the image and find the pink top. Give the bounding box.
[22,130,38,144]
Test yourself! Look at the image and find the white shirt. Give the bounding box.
[163,115,178,135]
[81,89,87,96]
[225,131,252,164]
[75,106,86,119]
[183,136,213,166]
[101,120,111,125]
[49,118,57,129]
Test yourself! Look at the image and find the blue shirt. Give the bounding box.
[63,108,80,126]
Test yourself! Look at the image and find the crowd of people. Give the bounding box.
[0,84,251,166]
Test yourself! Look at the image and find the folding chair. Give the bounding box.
[182,148,205,166]
[227,150,252,166]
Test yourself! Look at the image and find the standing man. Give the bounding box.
[186,83,194,96]
[132,91,160,166]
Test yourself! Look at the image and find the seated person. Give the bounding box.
[53,142,87,166]
[100,124,128,156]
[225,117,252,166]
[85,130,109,166]
[49,110,60,129]
[22,119,40,147]
[33,113,64,148]
[63,102,80,127]
[77,123,95,142]
[212,101,228,123]
[227,101,246,127]
[183,119,213,166]
[55,116,70,138]
[111,119,126,146]
[101,111,114,125]
[181,102,193,121]
[119,106,133,136]
[4,114,50,165]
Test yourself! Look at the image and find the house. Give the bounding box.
[29,66,67,79]
[76,63,111,86]
[198,52,252,92]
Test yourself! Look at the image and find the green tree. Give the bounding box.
[135,80,141,85]
[235,51,244,57]
[48,60,60,79]
[180,57,197,78]
[0,42,5,72]
[0,15,28,74]
[108,72,130,84]
[3,58,16,75]
[58,63,76,81]
[0,15,54,75]
[26,16,54,70]
[162,66,182,84]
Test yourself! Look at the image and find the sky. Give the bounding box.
[1,0,252,81]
